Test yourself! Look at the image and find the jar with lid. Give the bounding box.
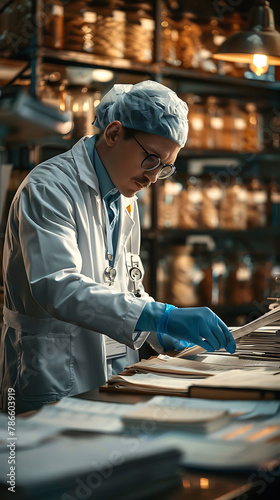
[169,245,203,307]
[211,254,228,306]
[184,94,205,149]
[158,179,182,228]
[252,255,273,303]
[64,2,96,53]
[179,176,202,229]
[268,180,280,228]
[44,1,64,49]
[199,177,223,229]
[124,4,155,63]
[227,254,254,305]
[246,177,268,228]
[219,178,248,230]
[176,13,202,69]
[161,12,180,66]
[223,99,247,151]
[244,103,263,152]
[65,85,97,138]
[204,97,224,150]
[94,6,126,59]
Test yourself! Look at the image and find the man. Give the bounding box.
[0,81,235,413]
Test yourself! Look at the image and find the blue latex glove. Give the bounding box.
[157,332,195,352]
[158,305,236,354]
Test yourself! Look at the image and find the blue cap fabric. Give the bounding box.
[94,80,189,147]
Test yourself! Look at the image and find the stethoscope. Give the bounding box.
[102,200,143,296]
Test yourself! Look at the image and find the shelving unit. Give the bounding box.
[1,0,280,325]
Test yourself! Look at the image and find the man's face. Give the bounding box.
[98,123,181,198]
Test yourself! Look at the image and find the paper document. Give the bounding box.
[177,305,280,358]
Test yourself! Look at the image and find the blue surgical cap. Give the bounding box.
[94,80,189,148]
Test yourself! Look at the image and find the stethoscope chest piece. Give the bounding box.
[104,266,117,285]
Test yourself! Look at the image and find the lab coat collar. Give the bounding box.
[71,136,100,194]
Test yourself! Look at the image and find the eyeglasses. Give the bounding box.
[132,136,176,179]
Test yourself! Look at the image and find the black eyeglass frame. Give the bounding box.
[132,136,176,179]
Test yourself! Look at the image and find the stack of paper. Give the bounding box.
[0,424,182,500]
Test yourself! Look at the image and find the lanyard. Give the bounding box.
[102,199,116,285]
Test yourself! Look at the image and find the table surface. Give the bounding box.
[76,388,280,500]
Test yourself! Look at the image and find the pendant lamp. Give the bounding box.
[213,0,280,76]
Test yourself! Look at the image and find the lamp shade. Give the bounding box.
[213,0,280,66]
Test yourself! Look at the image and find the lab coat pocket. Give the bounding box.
[17,333,74,401]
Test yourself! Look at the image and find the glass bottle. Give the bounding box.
[179,176,202,229]
[170,245,203,307]
[176,13,202,69]
[65,85,96,138]
[246,177,268,228]
[204,97,224,150]
[124,5,154,63]
[199,177,223,229]
[161,13,180,66]
[227,254,254,305]
[223,99,246,151]
[158,180,182,228]
[244,103,263,152]
[219,178,248,230]
[268,180,280,228]
[211,254,228,306]
[184,95,205,149]
[94,7,126,59]
[44,1,64,49]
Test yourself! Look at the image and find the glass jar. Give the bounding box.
[64,2,96,53]
[179,177,202,229]
[211,255,228,306]
[246,177,268,228]
[176,14,202,69]
[227,254,254,305]
[44,1,64,49]
[94,7,126,59]
[199,177,223,229]
[124,5,154,63]
[184,95,205,149]
[219,178,248,230]
[161,13,180,66]
[158,180,182,228]
[268,180,280,228]
[65,85,97,138]
[244,103,263,152]
[169,245,203,307]
[223,99,247,151]
[204,97,224,150]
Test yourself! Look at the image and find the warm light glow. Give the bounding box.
[200,478,209,489]
[72,102,79,113]
[250,53,269,76]
[83,101,90,112]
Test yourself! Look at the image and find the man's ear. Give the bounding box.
[104,121,123,146]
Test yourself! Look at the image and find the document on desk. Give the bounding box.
[176,304,280,358]
[106,372,196,395]
[126,355,278,377]
[188,369,280,400]
[29,397,136,434]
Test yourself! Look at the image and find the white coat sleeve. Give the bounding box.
[18,181,149,349]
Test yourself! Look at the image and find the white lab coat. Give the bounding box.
[0,137,152,412]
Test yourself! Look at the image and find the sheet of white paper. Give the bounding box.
[190,369,280,390]
[145,396,280,419]
[29,397,137,434]
[111,373,197,390]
